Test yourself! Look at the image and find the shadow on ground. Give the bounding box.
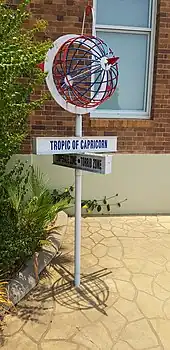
[16,252,111,323]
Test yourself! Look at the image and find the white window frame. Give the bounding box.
[91,0,157,119]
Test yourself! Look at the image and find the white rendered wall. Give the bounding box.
[10,154,170,215]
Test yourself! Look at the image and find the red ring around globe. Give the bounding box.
[52,35,119,109]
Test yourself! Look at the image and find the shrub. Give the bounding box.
[0,0,51,172]
[0,162,68,278]
[0,282,12,316]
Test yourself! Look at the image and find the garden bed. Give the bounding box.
[8,211,68,305]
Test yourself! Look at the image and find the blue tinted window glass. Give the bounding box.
[96,31,148,111]
[96,0,151,28]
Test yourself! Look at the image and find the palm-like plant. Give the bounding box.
[22,166,68,231]
[4,165,68,229]
[0,162,68,278]
[0,282,12,314]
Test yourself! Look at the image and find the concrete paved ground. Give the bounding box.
[2,216,170,350]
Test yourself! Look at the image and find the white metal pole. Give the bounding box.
[74,114,82,287]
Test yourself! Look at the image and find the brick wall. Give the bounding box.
[22,0,170,154]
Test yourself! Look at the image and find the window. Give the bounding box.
[91,0,157,119]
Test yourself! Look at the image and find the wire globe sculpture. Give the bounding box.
[52,35,119,109]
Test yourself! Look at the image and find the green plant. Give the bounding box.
[0,0,51,172]
[0,282,12,314]
[0,162,68,278]
[52,186,127,214]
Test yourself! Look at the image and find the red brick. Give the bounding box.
[21,0,170,154]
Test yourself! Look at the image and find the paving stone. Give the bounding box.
[114,298,143,321]
[149,245,170,264]
[64,234,74,244]
[145,248,166,266]
[81,237,95,249]
[81,220,89,228]
[101,237,120,247]
[4,215,170,350]
[99,229,113,237]
[107,245,122,260]
[73,322,113,350]
[81,254,98,269]
[41,341,78,350]
[123,258,146,273]
[106,293,119,308]
[81,227,91,238]
[125,221,145,230]
[100,224,112,230]
[145,231,162,238]
[62,242,74,253]
[90,232,103,243]
[142,220,159,227]
[81,246,91,256]
[112,227,128,237]
[81,307,103,323]
[160,237,170,248]
[151,227,169,235]
[100,256,123,269]
[120,238,149,259]
[102,307,126,341]
[102,276,117,293]
[151,318,170,350]
[2,332,37,350]
[110,217,127,225]
[84,217,100,223]
[121,319,158,349]
[86,221,100,228]
[112,267,131,281]
[3,315,25,336]
[23,309,52,342]
[163,298,170,318]
[88,226,100,234]
[54,302,78,314]
[166,261,170,272]
[115,280,135,301]
[147,348,163,350]
[41,298,55,310]
[153,282,170,301]
[111,221,124,229]
[93,217,111,224]
[156,271,170,291]
[45,311,89,340]
[132,274,153,294]
[67,226,74,234]
[113,341,133,350]
[142,261,165,276]
[134,224,162,233]
[81,265,100,274]
[17,298,43,315]
[157,216,170,223]
[126,216,145,223]
[158,222,170,230]
[127,230,146,238]
[146,216,159,223]
[92,244,107,258]
[136,292,164,318]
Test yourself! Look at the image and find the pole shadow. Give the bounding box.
[32,254,112,316]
